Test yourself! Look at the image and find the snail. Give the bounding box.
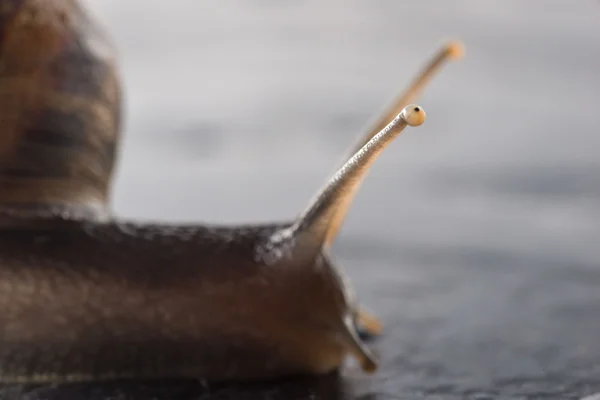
[0,0,463,384]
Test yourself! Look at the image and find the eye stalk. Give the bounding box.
[314,41,461,248]
[339,40,463,163]
[287,104,426,259]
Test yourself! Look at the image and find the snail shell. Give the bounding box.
[0,0,121,219]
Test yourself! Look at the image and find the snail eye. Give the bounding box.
[401,104,427,127]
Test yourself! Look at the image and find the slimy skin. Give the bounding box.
[0,0,459,385]
[0,219,352,383]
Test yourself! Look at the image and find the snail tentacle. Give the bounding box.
[288,105,427,256]
[344,40,463,161]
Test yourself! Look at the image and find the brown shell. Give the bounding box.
[0,0,121,217]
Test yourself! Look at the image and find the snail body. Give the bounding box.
[0,0,461,384]
[0,220,359,382]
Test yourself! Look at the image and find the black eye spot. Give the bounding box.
[414,107,420,112]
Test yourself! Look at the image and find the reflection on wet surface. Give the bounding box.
[2,0,600,399]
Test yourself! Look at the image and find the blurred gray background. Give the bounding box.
[77,1,600,398]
